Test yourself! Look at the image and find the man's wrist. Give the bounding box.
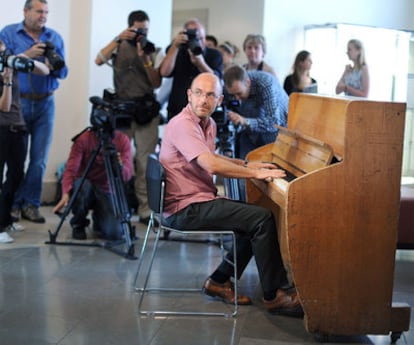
[114,36,121,44]
[143,60,153,68]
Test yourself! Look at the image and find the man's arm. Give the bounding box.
[115,132,134,183]
[196,151,286,180]
[141,46,163,88]
[159,32,186,77]
[53,135,85,213]
[95,29,162,88]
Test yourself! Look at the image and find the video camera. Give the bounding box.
[211,99,240,127]
[128,28,156,55]
[211,99,240,156]
[89,94,133,135]
[42,41,65,70]
[0,50,34,73]
[182,29,202,56]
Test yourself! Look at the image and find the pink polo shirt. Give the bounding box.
[159,104,218,216]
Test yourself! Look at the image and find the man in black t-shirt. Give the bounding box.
[160,18,223,120]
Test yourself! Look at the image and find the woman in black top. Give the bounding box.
[283,50,317,95]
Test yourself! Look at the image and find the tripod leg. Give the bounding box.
[46,143,102,244]
[101,141,137,260]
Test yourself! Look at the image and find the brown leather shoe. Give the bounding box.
[202,278,252,305]
[263,289,304,317]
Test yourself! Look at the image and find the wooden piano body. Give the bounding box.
[246,93,411,337]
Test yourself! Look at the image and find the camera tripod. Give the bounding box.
[218,123,240,201]
[45,127,137,260]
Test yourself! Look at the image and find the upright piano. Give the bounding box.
[246,93,411,340]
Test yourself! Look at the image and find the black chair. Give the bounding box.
[134,153,238,317]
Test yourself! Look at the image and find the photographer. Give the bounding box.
[95,10,163,225]
[160,18,223,121]
[224,64,288,161]
[53,125,133,241]
[0,38,49,243]
[0,0,68,224]
[223,64,289,201]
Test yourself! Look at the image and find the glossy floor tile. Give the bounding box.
[0,206,412,345]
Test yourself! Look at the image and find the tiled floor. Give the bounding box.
[0,206,413,345]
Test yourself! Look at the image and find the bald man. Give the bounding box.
[159,72,302,317]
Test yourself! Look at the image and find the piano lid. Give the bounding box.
[272,125,334,178]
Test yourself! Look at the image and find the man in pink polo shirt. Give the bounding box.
[159,72,302,317]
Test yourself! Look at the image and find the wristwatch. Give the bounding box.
[114,36,121,44]
[244,118,251,128]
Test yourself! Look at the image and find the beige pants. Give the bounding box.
[130,116,159,218]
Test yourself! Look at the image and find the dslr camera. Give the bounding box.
[89,94,133,135]
[0,50,34,73]
[182,29,202,56]
[129,28,156,55]
[42,41,65,70]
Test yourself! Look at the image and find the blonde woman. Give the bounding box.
[336,39,369,97]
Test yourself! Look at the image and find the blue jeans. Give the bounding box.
[13,95,55,208]
[70,179,123,241]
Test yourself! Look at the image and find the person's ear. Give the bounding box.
[217,94,224,106]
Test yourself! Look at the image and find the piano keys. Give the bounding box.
[246,93,411,339]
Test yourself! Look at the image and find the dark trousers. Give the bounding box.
[0,127,26,229]
[165,198,288,294]
[70,179,122,240]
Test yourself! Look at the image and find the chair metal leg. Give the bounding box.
[135,226,238,317]
[133,214,155,289]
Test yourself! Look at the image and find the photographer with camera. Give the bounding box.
[95,10,163,225]
[160,18,223,121]
[223,64,289,201]
[53,101,133,240]
[0,0,68,224]
[0,38,49,243]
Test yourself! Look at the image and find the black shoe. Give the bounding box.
[72,227,87,240]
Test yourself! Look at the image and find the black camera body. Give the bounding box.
[42,41,65,70]
[129,28,156,55]
[182,29,203,56]
[211,99,240,156]
[0,50,34,73]
[211,99,240,127]
[89,95,132,135]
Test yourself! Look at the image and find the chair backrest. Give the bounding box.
[146,153,165,214]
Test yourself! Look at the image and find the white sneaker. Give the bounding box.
[7,223,25,232]
[0,232,14,243]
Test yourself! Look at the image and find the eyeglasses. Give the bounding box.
[191,89,218,101]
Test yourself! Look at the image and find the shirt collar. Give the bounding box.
[17,20,49,38]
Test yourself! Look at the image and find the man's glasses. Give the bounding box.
[191,89,218,101]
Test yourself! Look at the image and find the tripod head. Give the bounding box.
[89,96,132,138]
